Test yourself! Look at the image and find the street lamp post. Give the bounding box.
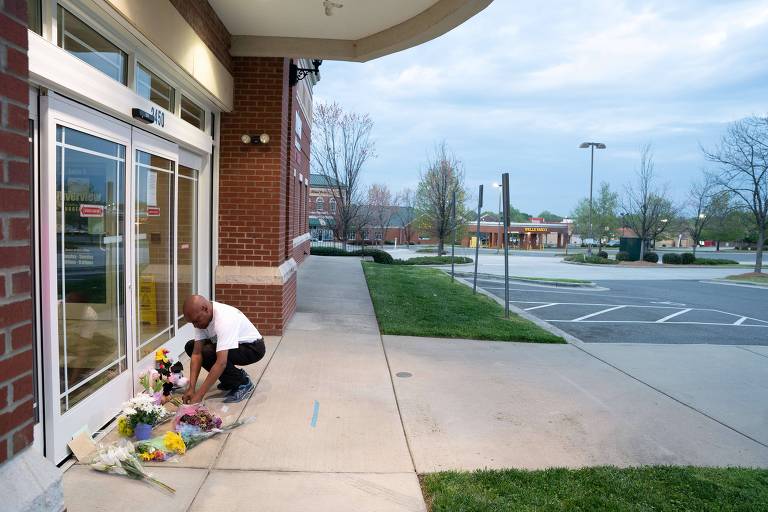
[579,142,606,256]
[493,182,502,253]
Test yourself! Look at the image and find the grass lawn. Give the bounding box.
[362,263,564,343]
[726,272,768,286]
[421,466,768,512]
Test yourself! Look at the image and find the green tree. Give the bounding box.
[537,210,564,222]
[570,182,619,249]
[416,143,468,255]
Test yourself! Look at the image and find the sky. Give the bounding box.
[312,0,768,217]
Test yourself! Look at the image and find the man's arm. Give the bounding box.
[183,340,204,403]
[189,349,229,403]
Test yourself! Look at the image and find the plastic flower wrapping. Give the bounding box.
[173,404,223,434]
[90,440,175,493]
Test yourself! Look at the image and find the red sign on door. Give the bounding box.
[147,207,161,216]
[79,204,104,217]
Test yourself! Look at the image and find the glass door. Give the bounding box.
[132,130,178,361]
[42,95,135,462]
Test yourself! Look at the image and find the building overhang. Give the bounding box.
[215,0,493,62]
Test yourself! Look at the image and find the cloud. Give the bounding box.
[312,0,768,215]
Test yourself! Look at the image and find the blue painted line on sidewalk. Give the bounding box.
[310,400,319,428]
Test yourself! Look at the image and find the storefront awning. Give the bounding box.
[214,0,493,62]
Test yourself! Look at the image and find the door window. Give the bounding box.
[56,125,126,411]
[135,150,175,359]
[177,165,198,326]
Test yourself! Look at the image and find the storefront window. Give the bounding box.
[57,5,127,84]
[56,126,127,411]
[137,63,175,112]
[135,150,174,359]
[180,95,205,130]
[177,165,198,326]
[28,0,42,34]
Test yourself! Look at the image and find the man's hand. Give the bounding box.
[182,389,194,404]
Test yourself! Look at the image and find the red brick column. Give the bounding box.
[0,0,34,464]
[216,57,297,335]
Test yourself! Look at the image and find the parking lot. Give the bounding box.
[470,276,768,345]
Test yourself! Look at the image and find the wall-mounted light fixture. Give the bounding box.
[289,59,322,87]
[241,133,270,145]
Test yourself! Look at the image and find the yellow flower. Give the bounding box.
[139,451,153,461]
[117,416,134,437]
[163,431,186,455]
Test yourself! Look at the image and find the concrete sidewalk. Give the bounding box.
[63,256,425,512]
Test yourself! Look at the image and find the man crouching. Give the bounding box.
[182,295,266,404]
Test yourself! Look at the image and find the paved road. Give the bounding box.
[474,276,768,345]
[420,245,759,263]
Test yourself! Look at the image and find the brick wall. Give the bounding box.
[217,56,295,335]
[219,57,290,266]
[169,0,232,72]
[0,0,34,465]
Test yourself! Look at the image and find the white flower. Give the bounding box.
[123,407,137,416]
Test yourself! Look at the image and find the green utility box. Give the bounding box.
[619,237,642,261]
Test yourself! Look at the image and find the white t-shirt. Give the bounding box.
[193,301,262,352]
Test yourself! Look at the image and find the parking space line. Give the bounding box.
[734,316,748,325]
[524,303,558,311]
[655,308,692,323]
[547,320,768,327]
[572,305,625,321]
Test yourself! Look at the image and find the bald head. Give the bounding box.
[183,294,213,329]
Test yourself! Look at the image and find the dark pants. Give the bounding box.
[185,338,266,389]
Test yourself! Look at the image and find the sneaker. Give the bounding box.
[223,379,254,403]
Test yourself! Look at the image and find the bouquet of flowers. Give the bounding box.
[90,440,175,493]
[173,403,254,451]
[135,431,187,462]
[116,393,170,439]
[136,349,188,405]
[173,404,223,434]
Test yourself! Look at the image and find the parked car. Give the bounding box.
[606,240,621,247]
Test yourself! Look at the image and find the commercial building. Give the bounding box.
[464,218,572,249]
[0,0,491,508]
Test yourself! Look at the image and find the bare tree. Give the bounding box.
[686,174,718,256]
[312,102,376,248]
[397,187,418,246]
[704,115,768,273]
[620,144,677,260]
[416,143,467,255]
[367,183,395,246]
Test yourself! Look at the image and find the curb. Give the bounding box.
[703,279,768,290]
[456,272,597,288]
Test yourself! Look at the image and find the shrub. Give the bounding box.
[693,257,739,265]
[597,251,608,259]
[365,249,394,264]
[395,256,473,265]
[616,251,631,261]
[643,252,659,263]
[310,246,352,256]
[662,253,682,264]
[564,253,618,264]
[584,255,619,264]
[680,252,696,265]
